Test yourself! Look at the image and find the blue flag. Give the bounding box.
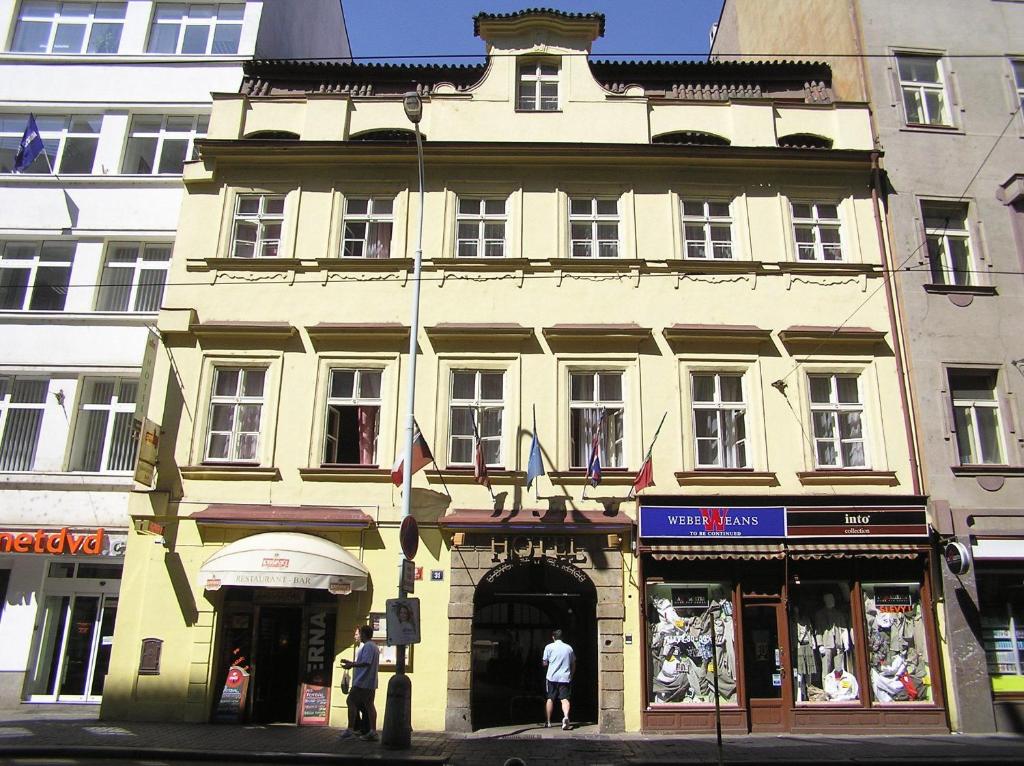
[526,408,545,489]
[585,409,605,488]
[15,114,45,173]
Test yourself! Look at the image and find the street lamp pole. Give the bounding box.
[381,91,424,751]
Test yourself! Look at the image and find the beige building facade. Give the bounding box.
[102,10,945,735]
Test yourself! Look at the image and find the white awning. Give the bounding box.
[198,532,369,593]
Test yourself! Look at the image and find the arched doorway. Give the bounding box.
[471,559,598,729]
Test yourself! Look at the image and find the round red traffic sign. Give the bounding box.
[400,516,419,560]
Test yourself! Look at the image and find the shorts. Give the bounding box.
[546,680,572,701]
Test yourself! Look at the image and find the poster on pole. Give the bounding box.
[385,597,421,645]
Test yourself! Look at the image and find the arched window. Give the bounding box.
[350,129,419,142]
[778,133,833,149]
[652,131,731,147]
[243,130,299,140]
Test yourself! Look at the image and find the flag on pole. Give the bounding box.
[14,114,45,173]
[391,420,434,487]
[471,412,491,490]
[630,411,668,497]
[525,406,545,490]
[585,409,605,488]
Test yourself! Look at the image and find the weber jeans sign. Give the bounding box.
[639,506,787,538]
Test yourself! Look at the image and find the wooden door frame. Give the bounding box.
[741,595,794,732]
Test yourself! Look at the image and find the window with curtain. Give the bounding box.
[792,202,842,261]
[569,371,624,469]
[681,199,734,259]
[11,1,125,54]
[949,369,1005,465]
[147,3,243,55]
[569,197,619,258]
[923,202,973,287]
[342,197,394,258]
[68,378,138,472]
[808,373,866,468]
[205,367,265,462]
[456,198,506,257]
[94,242,171,312]
[448,370,503,466]
[897,55,951,127]
[0,241,74,311]
[322,369,381,466]
[0,377,48,471]
[230,194,285,258]
[692,372,747,468]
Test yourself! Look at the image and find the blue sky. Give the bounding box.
[341,1,726,62]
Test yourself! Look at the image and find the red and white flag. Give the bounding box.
[391,421,434,487]
[472,413,491,490]
[631,454,655,495]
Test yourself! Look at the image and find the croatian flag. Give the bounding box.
[585,410,605,488]
[14,114,45,173]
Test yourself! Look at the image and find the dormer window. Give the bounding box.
[518,60,559,111]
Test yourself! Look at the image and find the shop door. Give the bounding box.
[251,606,302,723]
[27,593,117,702]
[742,601,791,732]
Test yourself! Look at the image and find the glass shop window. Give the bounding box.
[978,571,1024,679]
[646,581,737,706]
[789,582,860,704]
[862,583,932,703]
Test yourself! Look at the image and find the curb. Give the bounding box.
[0,745,448,764]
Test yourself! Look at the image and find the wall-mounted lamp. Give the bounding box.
[452,532,465,547]
[607,533,620,549]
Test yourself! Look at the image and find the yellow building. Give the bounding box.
[102,10,946,735]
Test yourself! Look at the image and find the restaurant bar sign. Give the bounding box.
[785,507,928,538]
[639,506,786,539]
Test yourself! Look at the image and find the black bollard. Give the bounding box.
[380,672,411,749]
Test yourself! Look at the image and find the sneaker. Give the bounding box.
[339,729,357,740]
[562,717,570,731]
[360,731,379,742]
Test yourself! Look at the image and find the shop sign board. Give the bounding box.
[385,597,421,646]
[0,527,116,555]
[638,506,786,539]
[298,683,331,726]
[785,507,928,538]
[213,666,249,723]
[944,541,971,575]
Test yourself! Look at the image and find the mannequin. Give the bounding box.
[823,655,859,701]
[791,605,818,701]
[813,593,852,673]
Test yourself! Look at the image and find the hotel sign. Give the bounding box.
[639,506,786,539]
[785,507,928,538]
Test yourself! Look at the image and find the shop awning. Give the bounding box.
[646,544,785,560]
[197,532,369,593]
[787,543,925,559]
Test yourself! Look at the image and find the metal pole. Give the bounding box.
[709,606,723,766]
[381,116,425,751]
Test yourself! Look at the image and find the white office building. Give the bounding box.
[0,0,350,708]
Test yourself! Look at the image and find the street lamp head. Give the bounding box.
[403,91,423,125]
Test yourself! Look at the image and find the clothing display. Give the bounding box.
[823,668,859,701]
[863,586,931,703]
[648,585,736,705]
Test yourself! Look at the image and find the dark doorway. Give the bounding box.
[252,606,302,723]
[471,560,597,729]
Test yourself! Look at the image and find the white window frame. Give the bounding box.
[121,114,208,175]
[950,370,1006,466]
[455,197,507,258]
[0,240,74,311]
[322,368,382,466]
[68,378,138,473]
[897,54,952,127]
[518,60,559,111]
[341,197,394,259]
[146,2,244,55]
[448,370,504,468]
[230,194,285,259]
[94,242,171,313]
[10,1,125,54]
[792,201,843,262]
[922,202,973,287]
[204,367,266,463]
[691,372,748,468]
[0,113,101,174]
[681,199,734,260]
[808,373,867,469]
[569,197,620,258]
[0,376,49,471]
[569,371,625,469]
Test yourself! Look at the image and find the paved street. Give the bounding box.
[3,706,1024,765]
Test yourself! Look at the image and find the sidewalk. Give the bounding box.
[2,706,1024,764]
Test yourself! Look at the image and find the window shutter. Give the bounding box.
[940,378,955,442]
[886,61,899,109]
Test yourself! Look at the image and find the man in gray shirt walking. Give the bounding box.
[542,629,576,730]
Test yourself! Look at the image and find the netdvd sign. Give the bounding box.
[0,527,106,555]
[639,506,786,539]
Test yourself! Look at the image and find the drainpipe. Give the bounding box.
[870,152,922,496]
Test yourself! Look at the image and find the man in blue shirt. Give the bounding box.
[340,625,379,741]
[542,629,576,730]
